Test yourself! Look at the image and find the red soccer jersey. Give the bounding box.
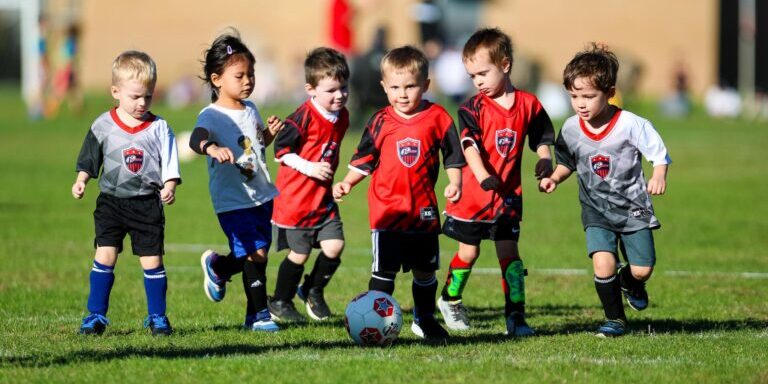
[272,100,349,228]
[349,102,465,233]
[444,90,554,222]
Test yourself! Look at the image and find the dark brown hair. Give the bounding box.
[305,47,350,87]
[462,28,513,71]
[563,42,619,92]
[380,45,429,82]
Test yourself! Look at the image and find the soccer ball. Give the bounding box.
[344,290,403,346]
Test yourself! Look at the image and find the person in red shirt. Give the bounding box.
[333,45,465,342]
[268,48,351,323]
[437,28,555,337]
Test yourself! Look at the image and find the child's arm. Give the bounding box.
[538,165,573,193]
[332,170,366,202]
[263,115,284,146]
[280,154,334,181]
[189,127,234,164]
[464,145,499,190]
[444,168,462,202]
[71,171,91,199]
[534,145,554,180]
[647,164,668,195]
[160,179,179,205]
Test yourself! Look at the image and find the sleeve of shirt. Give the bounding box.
[194,110,215,140]
[527,103,556,151]
[348,116,380,176]
[441,121,466,169]
[160,121,182,184]
[636,120,672,166]
[554,128,577,171]
[274,119,302,160]
[457,106,482,151]
[75,128,102,178]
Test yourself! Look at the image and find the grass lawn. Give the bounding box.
[0,87,767,383]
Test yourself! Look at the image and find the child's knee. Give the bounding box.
[247,249,268,263]
[592,252,617,277]
[630,265,653,281]
[320,239,344,258]
[411,269,435,281]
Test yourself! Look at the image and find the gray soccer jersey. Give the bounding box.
[555,110,671,232]
[76,109,181,198]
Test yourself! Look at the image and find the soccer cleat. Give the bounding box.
[299,287,332,321]
[618,264,649,311]
[411,316,450,341]
[595,319,627,338]
[267,297,306,322]
[144,314,173,336]
[437,297,470,330]
[249,309,280,332]
[79,313,109,335]
[505,312,535,337]
[200,250,226,302]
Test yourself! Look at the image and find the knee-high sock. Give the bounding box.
[301,252,341,293]
[594,274,626,321]
[212,252,244,281]
[87,260,115,315]
[273,258,304,301]
[143,266,167,316]
[500,258,526,316]
[441,253,474,300]
[369,271,396,295]
[243,259,268,315]
[412,276,438,321]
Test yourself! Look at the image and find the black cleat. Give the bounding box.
[300,287,332,320]
[411,316,450,342]
[268,298,306,322]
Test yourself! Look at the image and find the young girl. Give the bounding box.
[189,31,284,332]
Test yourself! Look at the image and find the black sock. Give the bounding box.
[412,275,438,320]
[594,274,626,321]
[273,258,304,301]
[243,259,268,314]
[369,271,396,295]
[301,252,341,294]
[212,252,244,280]
[619,265,643,290]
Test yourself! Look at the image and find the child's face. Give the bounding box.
[463,47,510,98]
[567,76,615,122]
[380,69,429,117]
[211,58,255,103]
[111,78,154,120]
[307,76,349,113]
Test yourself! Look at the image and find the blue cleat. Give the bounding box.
[505,312,535,337]
[79,313,109,335]
[201,250,226,302]
[144,314,173,336]
[595,319,626,338]
[618,265,649,311]
[246,309,280,332]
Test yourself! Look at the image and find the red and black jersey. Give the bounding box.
[349,102,465,233]
[445,90,554,222]
[272,100,349,228]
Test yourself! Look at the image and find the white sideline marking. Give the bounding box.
[165,243,768,279]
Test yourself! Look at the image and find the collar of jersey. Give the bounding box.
[579,107,622,141]
[110,108,155,134]
[480,88,517,116]
[385,101,433,125]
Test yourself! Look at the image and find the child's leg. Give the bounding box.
[273,250,308,302]
[301,238,344,294]
[369,271,397,295]
[496,240,525,316]
[243,250,269,316]
[441,242,479,301]
[592,251,626,322]
[87,246,119,316]
[412,269,439,320]
[139,255,166,316]
[210,252,245,280]
[368,231,398,295]
[617,229,656,311]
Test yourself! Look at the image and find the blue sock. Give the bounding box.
[143,266,167,316]
[87,260,115,315]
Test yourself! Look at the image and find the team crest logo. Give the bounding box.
[396,138,420,167]
[590,153,611,179]
[122,147,144,174]
[320,141,340,163]
[495,128,517,157]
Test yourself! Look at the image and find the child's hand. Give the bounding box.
[444,183,461,202]
[266,115,284,136]
[160,186,176,205]
[310,162,334,181]
[480,175,500,191]
[535,158,554,179]
[72,181,86,199]
[207,145,235,164]
[539,178,557,193]
[647,176,666,195]
[332,181,351,202]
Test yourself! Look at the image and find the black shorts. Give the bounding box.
[371,231,440,273]
[442,216,520,246]
[94,193,164,256]
[276,218,345,254]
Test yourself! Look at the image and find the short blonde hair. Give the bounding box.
[462,28,513,73]
[112,50,157,87]
[380,45,429,82]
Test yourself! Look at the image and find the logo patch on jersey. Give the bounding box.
[590,153,611,179]
[320,141,340,163]
[122,147,145,174]
[420,207,437,221]
[495,129,517,157]
[396,138,421,168]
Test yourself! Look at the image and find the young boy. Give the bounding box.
[332,45,465,341]
[72,51,180,336]
[539,43,671,337]
[437,28,555,337]
[268,47,350,322]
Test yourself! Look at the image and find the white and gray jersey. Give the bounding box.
[195,101,278,214]
[555,109,671,232]
[76,109,181,198]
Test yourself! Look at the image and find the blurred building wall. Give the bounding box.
[75,0,717,98]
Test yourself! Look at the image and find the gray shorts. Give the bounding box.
[275,218,344,254]
[585,226,656,267]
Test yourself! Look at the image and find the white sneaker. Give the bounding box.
[437,297,470,330]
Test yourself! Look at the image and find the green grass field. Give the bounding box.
[1,87,767,383]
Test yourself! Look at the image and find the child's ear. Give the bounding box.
[210,73,221,88]
[423,78,431,91]
[502,58,511,74]
[607,86,616,99]
[110,85,120,100]
[380,80,386,92]
[304,83,316,97]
